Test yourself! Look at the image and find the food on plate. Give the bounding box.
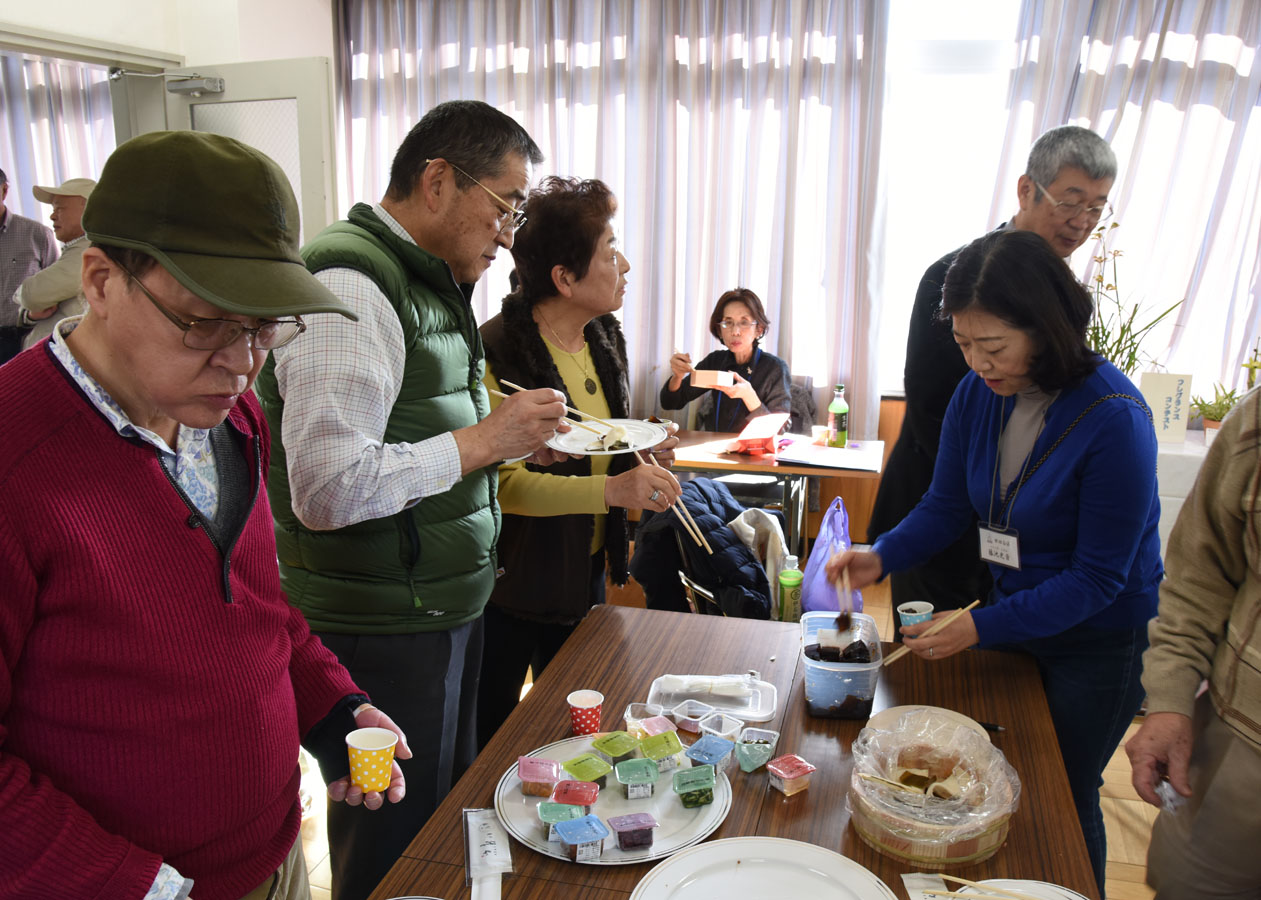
[640,730,687,771]
[585,423,630,452]
[554,813,610,862]
[517,755,562,797]
[537,800,585,841]
[561,752,613,789]
[549,779,599,815]
[673,764,716,808]
[685,734,735,774]
[590,730,638,766]
[615,757,659,799]
[607,812,659,850]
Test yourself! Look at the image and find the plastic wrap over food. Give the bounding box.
[849,708,1021,842]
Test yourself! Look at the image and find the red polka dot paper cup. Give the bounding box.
[567,689,604,736]
[345,726,398,793]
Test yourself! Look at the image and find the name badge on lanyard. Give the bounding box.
[979,523,1021,569]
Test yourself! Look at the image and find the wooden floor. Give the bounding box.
[298,568,1156,899]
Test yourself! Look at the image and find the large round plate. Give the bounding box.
[630,836,897,899]
[494,735,731,866]
[953,880,1089,900]
[866,705,991,742]
[546,419,668,456]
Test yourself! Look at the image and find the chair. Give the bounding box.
[678,569,722,615]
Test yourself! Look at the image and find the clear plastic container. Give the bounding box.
[607,812,659,850]
[673,764,717,807]
[549,779,599,814]
[800,611,882,718]
[614,757,660,799]
[671,699,715,733]
[767,753,817,796]
[623,702,664,739]
[590,730,639,765]
[736,726,780,773]
[698,712,745,743]
[639,730,687,771]
[562,753,613,789]
[537,799,585,841]
[553,813,610,862]
[517,756,562,797]
[685,734,735,775]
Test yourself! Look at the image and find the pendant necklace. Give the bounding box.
[538,308,598,394]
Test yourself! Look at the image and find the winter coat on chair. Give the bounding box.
[629,478,776,619]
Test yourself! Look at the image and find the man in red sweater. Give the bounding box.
[0,132,410,900]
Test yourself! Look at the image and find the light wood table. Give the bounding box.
[369,605,1098,900]
[671,430,881,556]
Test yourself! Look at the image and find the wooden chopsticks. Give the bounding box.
[924,875,1048,900]
[487,387,603,435]
[493,380,713,555]
[881,599,981,667]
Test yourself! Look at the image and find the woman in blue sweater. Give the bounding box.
[830,229,1161,895]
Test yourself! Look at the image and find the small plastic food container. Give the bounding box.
[553,813,610,862]
[684,734,736,775]
[801,611,883,719]
[615,757,660,800]
[624,702,664,740]
[607,812,660,850]
[591,730,639,765]
[517,756,562,797]
[640,730,687,772]
[549,779,599,814]
[672,699,715,733]
[673,763,717,807]
[537,800,585,841]
[562,753,613,789]
[767,753,817,796]
[736,726,780,773]
[698,712,745,743]
[639,714,678,737]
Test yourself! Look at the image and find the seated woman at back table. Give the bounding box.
[659,287,791,432]
[827,229,1161,898]
[477,176,681,748]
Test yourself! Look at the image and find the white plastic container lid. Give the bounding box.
[646,673,777,722]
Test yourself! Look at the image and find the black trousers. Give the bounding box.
[0,328,29,366]
[316,617,483,900]
[476,550,606,749]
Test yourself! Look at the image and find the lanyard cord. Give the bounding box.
[990,392,1153,526]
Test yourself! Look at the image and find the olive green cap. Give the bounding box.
[82,130,356,320]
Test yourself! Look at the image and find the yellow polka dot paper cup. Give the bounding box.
[345,726,398,793]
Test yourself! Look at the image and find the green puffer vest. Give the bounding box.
[254,203,499,634]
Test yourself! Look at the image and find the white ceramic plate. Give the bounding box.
[546,419,668,456]
[954,879,1090,900]
[494,735,731,866]
[866,705,991,742]
[630,836,898,899]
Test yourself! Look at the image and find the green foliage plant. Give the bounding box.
[1084,222,1181,377]
[1190,383,1239,423]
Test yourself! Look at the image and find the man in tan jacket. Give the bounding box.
[14,177,95,348]
[1127,387,1261,898]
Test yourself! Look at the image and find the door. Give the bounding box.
[110,57,336,243]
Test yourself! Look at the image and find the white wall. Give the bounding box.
[3,0,333,66]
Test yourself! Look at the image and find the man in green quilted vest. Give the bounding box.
[254,101,567,900]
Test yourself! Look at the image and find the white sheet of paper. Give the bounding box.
[1140,371,1192,443]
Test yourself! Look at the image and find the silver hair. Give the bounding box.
[1026,125,1116,187]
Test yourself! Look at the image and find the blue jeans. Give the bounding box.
[997,622,1148,897]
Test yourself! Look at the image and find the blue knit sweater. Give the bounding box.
[873,361,1162,646]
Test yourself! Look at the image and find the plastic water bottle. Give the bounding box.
[827,384,849,448]
[778,554,803,622]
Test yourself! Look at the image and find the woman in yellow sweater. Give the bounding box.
[477,177,680,746]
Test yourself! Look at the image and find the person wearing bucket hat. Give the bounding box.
[0,131,410,900]
[252,100,567,900]
[14,177,96,348]
[0,166,59,363]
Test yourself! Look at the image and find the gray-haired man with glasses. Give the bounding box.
[0,131,412,900]
[253,100,569,900]
[870,125,1117,620]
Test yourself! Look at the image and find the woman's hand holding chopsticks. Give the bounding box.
[825,548,884,592]
[900,605,980,661]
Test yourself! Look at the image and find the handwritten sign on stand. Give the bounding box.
[1140,372,1193,443]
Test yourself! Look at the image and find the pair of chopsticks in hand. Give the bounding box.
[492,380,713,555]
[880,599,981,667]
[924,874,1047,900]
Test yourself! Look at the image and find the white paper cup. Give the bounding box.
[897,601,934,628]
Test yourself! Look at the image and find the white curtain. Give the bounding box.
[0,52,115,221]
[990,0,1261,394]
[335,0,889,436]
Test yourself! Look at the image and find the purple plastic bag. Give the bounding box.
[801,496,862,614]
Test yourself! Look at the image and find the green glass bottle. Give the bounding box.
[827,384,849,448]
